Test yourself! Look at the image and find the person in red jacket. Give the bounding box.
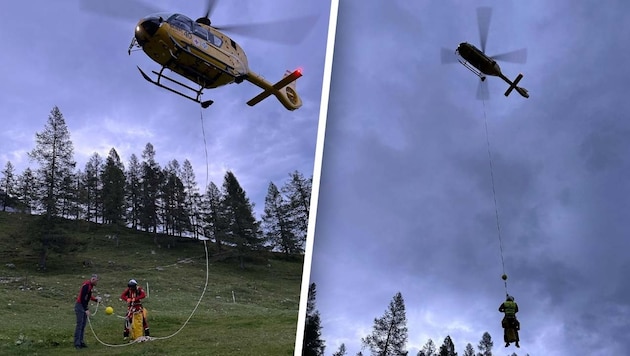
[121,279,149,338]
[74,274,102,349]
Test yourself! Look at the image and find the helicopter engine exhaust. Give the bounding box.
[504,73,529,99]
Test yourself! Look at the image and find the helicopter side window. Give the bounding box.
[192,24,209,41]
[208,34,222,47]
[167,14,193,32]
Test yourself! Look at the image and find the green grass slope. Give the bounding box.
[0,212,303,355]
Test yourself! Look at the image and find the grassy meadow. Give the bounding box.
[0,212,304,355]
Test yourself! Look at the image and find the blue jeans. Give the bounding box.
[74,302,87,347]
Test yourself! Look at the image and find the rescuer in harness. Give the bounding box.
[499,295,520,348]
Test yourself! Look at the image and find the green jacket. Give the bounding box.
[499,301,518,317]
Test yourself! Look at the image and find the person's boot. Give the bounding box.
[515,342,520,348]
[505,342,510,347]
[144,328,150,337]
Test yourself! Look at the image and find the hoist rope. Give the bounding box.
[481,98,508,297]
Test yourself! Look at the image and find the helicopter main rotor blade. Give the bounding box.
[215,14,320,45]
[203,0,219,20]
[477,79,490,100]
[477,7,492,53]
[441,48,459,64]
[490,48,528,64]
[79,0,163,22]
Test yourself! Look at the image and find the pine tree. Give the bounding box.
[28,106,76,270]
[333,343,347,356]
[126,153,142,229]
[101,148,126,226]
[303,283,325,356]
[161,160,189,237]
[476,332,493,356]
[362,292,408,356]
[83,153,103,223]
[418,339,437,356]
[202,181,226,251]
[438,336,457,356]
[17,168,36,213]
[221,171,262,268]
[281,170,312,247]
[1,161,16,211]
[139,143,162,234]
[181,159,202,238]
[262,181,299,255]
[28,106,76,218]
[462,343,474,356]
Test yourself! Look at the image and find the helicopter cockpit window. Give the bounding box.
[166,14,193,32]
[192,24,209,41]
[208,33,222,47]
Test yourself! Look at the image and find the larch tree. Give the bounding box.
[17,167,37,213]
[476,332,493,356]
[101,148,126,227]
[27,105,77,270]
[83,152,103,223]
[221,171,261,268]
[125,153,142,230]
[262,181,299,255]
[181,159,202,238]
[362,292,408,356]
[202,181,226,251]
[1,161,16,211]
[303,282,325,356]
[438,335,457,356]
[139,143,162,234]
[418,339,437,356]
[332,343,347,356]
[281,170,312,248]
[462,343,475,356]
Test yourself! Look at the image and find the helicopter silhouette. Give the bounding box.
[441,7,529,100]
[80,0,319,110]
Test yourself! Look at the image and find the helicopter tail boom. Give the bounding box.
[246,69,303,110]
[504,73,529,98]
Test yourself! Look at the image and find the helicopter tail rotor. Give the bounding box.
[246,69,303,110]
[504,73,529,98]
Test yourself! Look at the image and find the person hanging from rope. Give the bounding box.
[121,279,150,339]
[499,295,520,348]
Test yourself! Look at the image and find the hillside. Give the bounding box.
[0,211,304,355]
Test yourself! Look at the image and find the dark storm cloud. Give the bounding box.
[309,0,630,355]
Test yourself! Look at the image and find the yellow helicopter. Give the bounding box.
[81,0,317,110]
[441,7,529,100]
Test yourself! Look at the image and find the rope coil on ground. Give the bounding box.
[481,98,509,297]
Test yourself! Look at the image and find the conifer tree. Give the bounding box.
[28,106,76,269]
[476,332,493,356]
[462,343,475,356]
[1,161,16,211]
[281,170,312,247]
[362,292,408,355]
[418,339,437,356]
[83,152,103,223]
[17,168,37,213]
[202,181,226,250]
[139,143,162,233]
[303,283,325,356]
[333,343,347,356]
[126,153,142,229]
[438,335,457,356]
[181,159,202,238]
[262,181,299,254]
[101,148,126,226]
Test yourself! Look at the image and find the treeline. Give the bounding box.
[303,284,530,356]
[0,106,312,269]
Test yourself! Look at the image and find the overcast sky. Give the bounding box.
[0,0,332,216]
[308,0,630,355]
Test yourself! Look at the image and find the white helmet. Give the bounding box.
[128,279,138,287]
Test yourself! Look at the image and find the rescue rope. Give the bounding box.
[87,239,209,346]
[481,98,508,297]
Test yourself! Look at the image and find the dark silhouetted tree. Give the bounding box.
[438,335,457,356]
[125,153,142,229]
[221,171,261,268]
[462,343,474,356]
[139,143,162,234]
[418,339,437,356]
[17,167,37,213]
[333,343,347,356]
[83,152,103,223]
[476,332,493,356]
[181,159,202,238]
[1,161,16,211]
[28,106,76,269]
[281,170,312,248]
[362,292,408,356]
[303,282,325,356]
[202,181,226,251]
[262,181,299,254]
[101,148,126,227]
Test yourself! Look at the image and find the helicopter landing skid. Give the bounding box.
[458,58,486,81]
[137,66,214,108]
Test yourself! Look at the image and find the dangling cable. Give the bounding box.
[481,98,508,296]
